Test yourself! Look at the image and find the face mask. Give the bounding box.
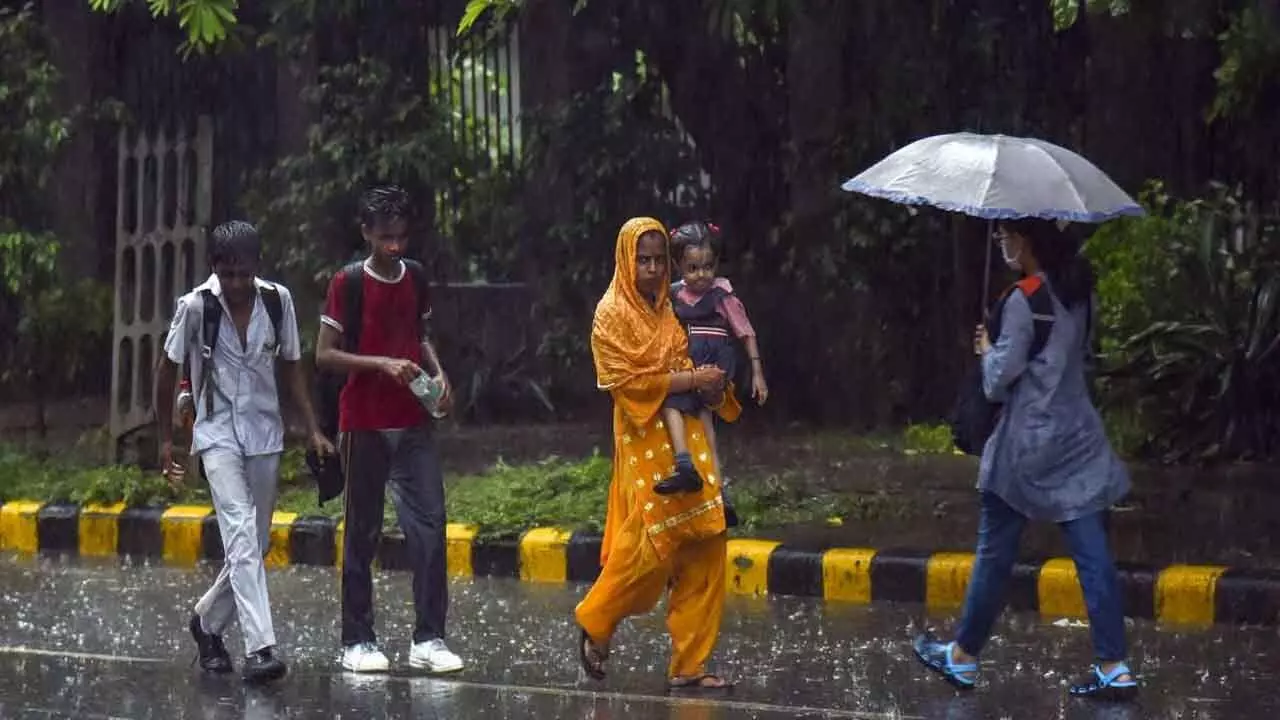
[1000,239,1022,271]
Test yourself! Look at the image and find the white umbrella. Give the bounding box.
[841,132,1143,307]
[840,132,1143,223]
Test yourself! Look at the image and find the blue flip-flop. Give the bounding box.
[913,634,978,690]
[1069,663,1138,701]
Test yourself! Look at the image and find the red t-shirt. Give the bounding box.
[322,261,429,431]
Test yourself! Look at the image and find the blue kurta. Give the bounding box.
[978,279,1129,523]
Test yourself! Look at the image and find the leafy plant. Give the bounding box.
[70,465,176,507]
[1104,185,1280,462]
[458,0,524,38]
[1084,181,1186,354]
[445,453,612,539]
[87,0,239,55]
[901,423,957,455]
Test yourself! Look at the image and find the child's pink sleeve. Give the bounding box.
[717,294,756,338]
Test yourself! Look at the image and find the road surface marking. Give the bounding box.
[0,645,167,664]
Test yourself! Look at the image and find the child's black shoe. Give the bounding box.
[654,453,704,495]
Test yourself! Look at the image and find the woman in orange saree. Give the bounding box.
[575,217,741,690]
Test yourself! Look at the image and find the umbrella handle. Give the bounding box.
[980,219,993,321]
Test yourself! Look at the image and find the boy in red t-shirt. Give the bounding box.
[316,185,463,674]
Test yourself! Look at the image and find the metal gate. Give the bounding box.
[109,117,213,458]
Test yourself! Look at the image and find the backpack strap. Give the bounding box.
[986,276,1056,362]
[259,283,284,355]
[339,261,365,353]
[403,259,431,340]
[1014,276,1055,359]
[198,289,223,416]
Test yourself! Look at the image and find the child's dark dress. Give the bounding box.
[663,277,755,526]
[664,277,756,415]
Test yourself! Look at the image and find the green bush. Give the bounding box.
[1084,181,1186,355]
[1095,184,1280,461]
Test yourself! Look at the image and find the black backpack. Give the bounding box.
[949,276,1055,456]
[315,259,431,440]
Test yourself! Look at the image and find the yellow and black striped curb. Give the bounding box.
[3,500,1277,629]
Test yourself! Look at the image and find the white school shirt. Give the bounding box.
[163,274,301,457]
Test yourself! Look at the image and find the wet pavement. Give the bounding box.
[1,555,1278,718]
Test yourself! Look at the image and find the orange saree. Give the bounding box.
[574,217,740,680]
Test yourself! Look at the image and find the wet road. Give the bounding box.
[1,556,1277,718]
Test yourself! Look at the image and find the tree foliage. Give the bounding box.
[240,56,458,306]
[0,2,70,313]
[87,0,239,53]
[85,0,369,56]
[1211,4,1280,121]
[0,5,113,431]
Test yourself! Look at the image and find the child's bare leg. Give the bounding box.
[661,407,690,455]
[698,408,722,479]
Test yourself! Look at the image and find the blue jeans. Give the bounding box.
[956,492,1127,662]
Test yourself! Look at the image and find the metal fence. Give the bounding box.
[427,25,522,236]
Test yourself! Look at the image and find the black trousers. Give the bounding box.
[341,426,448,646]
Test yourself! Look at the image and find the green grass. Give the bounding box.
[729,470,910,531]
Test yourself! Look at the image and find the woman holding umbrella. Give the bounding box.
[913,218,1137,701]
[842,133,1142,700]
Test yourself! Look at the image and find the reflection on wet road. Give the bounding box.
[0,556,1276,718]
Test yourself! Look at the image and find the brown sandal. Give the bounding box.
[578,629,608,681]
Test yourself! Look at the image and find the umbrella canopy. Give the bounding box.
[840,132,1143,223]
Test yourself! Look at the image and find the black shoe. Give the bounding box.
[654,465,704,495]
[242,647,287,684]
[189,614,233,674]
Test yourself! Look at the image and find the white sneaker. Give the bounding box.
[341,642,390,673]
[408,639,464,673]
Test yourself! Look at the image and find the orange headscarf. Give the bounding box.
[592,217,690,390]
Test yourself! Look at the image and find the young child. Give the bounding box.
[655,221,768,507]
